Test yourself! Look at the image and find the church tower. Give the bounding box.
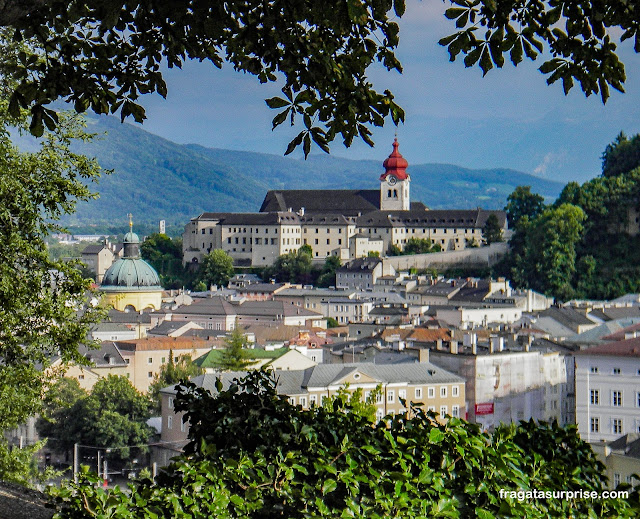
[379,138,410,211]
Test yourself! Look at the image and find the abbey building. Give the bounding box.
[182,139,507,267]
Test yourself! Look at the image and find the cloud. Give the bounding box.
[533,152,567,177]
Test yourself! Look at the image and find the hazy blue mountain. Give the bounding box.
[64,115,565,228]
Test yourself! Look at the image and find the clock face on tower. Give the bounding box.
[386,175,397,186]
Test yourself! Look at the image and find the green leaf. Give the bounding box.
[265,97,290,109]
[429,428,445,443]
[393,0,405,17]
[322,478,337,494]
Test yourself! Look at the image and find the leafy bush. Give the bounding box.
[48,372,640,518]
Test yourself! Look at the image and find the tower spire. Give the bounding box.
[380,137,409,181]
[127,213,133,231]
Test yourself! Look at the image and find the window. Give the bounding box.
[637,392,640,407]
[300,396,307,408]
[161,357,166,364]
[398,389,406,400]
[590,389,599,405]
[590,366,599,374]
[310,395,317,406]
[289,397,296,405]
[613,418,623,434]
[440,387,447,398]
[78,374,84,380]
[148,357,153,364]
[168,397,174,409]
[451,405,459,418]
[415,388,423,399]
[167,416,173,430]
[376,392,383,404]
[387,390,395,403]
[452,386,459,397]
[440,405,447,416]
[428,387,435,398]
[614,473,621,487]
[180,419,187,432]
[613,367,621,375]
[613,390,622,407]
[590,417,599,432]
[148,371,153,378]
[376,408,384,420]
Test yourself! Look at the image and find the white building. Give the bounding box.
[430,345,571,429]
[182,139,506,268]
[575,338,640,442]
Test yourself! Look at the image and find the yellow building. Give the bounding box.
[100,223,163,311]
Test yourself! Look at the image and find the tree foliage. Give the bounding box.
[197,249,235,289]
[500,134,640,300]
[38,375,153,462]
[505,186,546,230]
[263,248,313,284]
[0,2,637,156]
[210,326,257,372]
[388,238,441,256]
[147,350,204,414]
[36,377,88,456]
[48,371,640,518]
[141,233,193,289]
[440,0,636,103]
[602,132,640,178]
[0,99,103,481]
[316,255,341,288]
[482,214,504,245]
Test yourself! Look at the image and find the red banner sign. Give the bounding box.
[475,402,494,415]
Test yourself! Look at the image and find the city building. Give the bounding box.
[182,139,506,267]
[100,220,163,312]
[159,361,466,450]
[575,338,640,442]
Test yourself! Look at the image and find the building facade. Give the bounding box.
[575,338,640,442]
[182,139,506,267]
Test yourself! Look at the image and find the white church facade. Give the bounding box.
[182,139,506,267]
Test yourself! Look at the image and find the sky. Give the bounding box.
[133,2,640,184]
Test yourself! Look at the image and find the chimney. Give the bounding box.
[419,348,430,363]
[625,331,637,340]
[436,338,443,350]
[471,342,477,355]
[450,340,458,355]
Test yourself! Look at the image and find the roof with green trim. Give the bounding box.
[194,347,289,368]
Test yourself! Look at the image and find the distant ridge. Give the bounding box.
[63,115,565,227]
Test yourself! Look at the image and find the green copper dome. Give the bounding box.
[101,258,163,292]
[101,222,162,292]
[123,231,140,244]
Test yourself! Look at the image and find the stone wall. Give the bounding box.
[382,242,508,271]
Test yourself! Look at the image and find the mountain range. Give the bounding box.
[61,115,565,230]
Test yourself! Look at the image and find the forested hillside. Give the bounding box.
[498,133,640,300]
[61,115,564,227]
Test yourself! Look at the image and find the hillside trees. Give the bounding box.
[501,134,640,300]
[0,2,638,155]
[48,371,640,518]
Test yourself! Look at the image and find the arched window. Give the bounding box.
[393,189,398,198]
